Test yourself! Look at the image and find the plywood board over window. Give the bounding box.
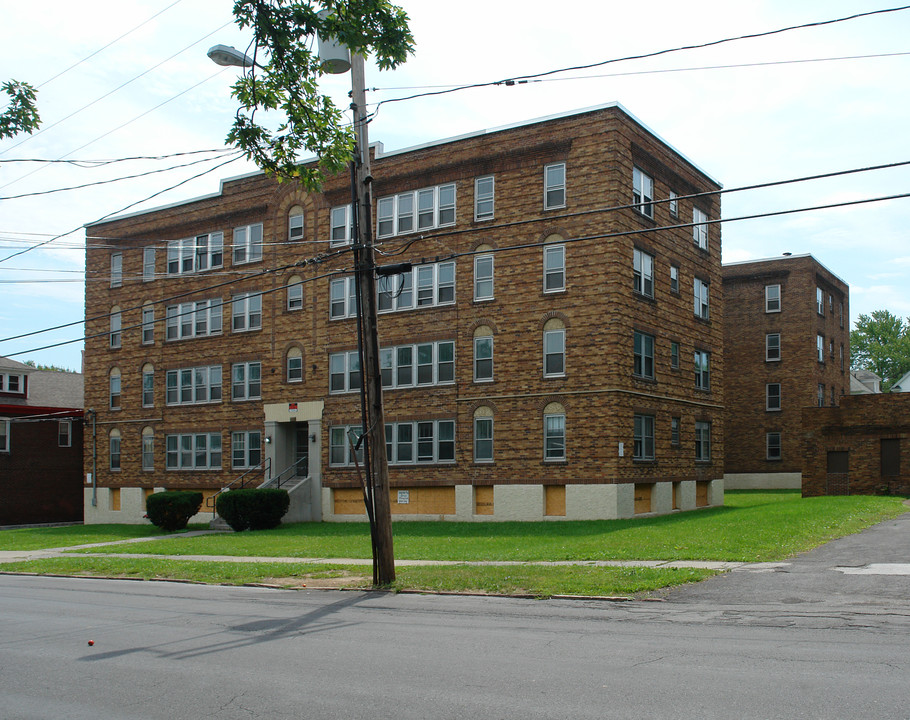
[545,485,566,516]
[634,483,653,514]
[474,486,494,515]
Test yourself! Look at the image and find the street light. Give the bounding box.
[206,44,257,68]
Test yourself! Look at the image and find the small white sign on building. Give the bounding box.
[397,490,410,505]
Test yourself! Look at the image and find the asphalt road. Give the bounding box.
[1,512,909,719]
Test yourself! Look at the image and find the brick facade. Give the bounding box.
[722,255,849,483]
[83,103,724,522]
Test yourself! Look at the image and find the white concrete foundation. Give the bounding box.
[724,472,801,490]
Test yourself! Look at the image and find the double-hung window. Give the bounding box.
[142,429,154,470]
[166,432,222,470]
[166,365,222,405]
[816,287,825,315]
[475,175,494,220]
[474,416,494,463]
[330,205,352,246]
[694,278,710,319]
[142,368,154,407]
[693,207,708,250]
[233,223,263,264]
[474,255,494,301]
[766,383,781,411]
[669,190,679,217]
[109,369,121,410]
[374,341,455,391]
[694,350,710,390]
[288,212,304,242]
[142,306,154,345]
[633,331,655,379]
[817,334,825,362]
[110,252,122,288]
[543,245,565,293]
[232,431,262,469]
[474,336,493,382]
[330,277,357,319]
[695,421,711,461]
[58,420,71,447]
[543,328,565,377]
[0,419,8,452]
[544,413,566,461]
[143,247,155,281]
[376,184,455,237]
[287,278,303,310]
[633,415,655,461]
[167,234,223,274]
[232,293,262,332]
[766,333,781,361]
[232,362,261,401]
[544,163,566,209]
[632,167,653,218]
[765,284,781,312]
[670,265,679,293]
[109,309,121,349]
[767,432,782,460]
[165,299,222,341]
[330,351,361,393]
[633,248,654,297]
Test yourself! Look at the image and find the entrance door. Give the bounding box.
[294,425,309,477]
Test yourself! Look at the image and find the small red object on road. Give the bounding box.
[87,640,94,646]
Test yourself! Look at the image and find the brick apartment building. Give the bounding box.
[82,102,724,523]
[722,254,849,488]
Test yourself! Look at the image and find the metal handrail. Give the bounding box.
[261,456,310,490]
[207,457,271,517]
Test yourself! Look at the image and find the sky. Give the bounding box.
[2,0,910,372]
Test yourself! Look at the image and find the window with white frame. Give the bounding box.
[142,364,154,407]
[817,334,825,362]
[543,244,565,293]
[232,362,261,401]
[473,408,494,463]
[330,205,352,246]
[633,248,654,298]
[543,323,565,377]
[232,292,262,332]
[142,305,154,345]
[694,421,711,461]
[330,277,357,319]
[110,252,122,288]
[167,233,223,275]
[694,278,710,319]
[232,223,263,264]
[330,351,361,393]
[0,373,25,394]
[109,429,121,471]
[376,261,455,312]
[143,247,155,282]
[669,190,679,217]
[816,287,825,315]
[473,333,493,382]
[634,331,654,379]
[110,307,121,348]
[766,432,782,460]
[329,425,364,466]
[632,167,653,218]
[544,162,566,210]
[109,368,121,410]
[165,299,222,341]
[376,183,455,237]
[474,254,494,301]
[0,418,8,452]
[544,407,566,462]
[475,175,494,220]
[633,414,655,461]
[142,427,154,471]
[766,383,781,411]
[766,333,781,361]
[670,265,679,293]
[232,431,262,469]
[166,365,222,405]
[693,207,708,250]
[376,340,456,391]
[765,284,781,312]
[670,341,680,369]
[287,275,303,310]
[694,350,710,390]
[287,348,303,383]
[166,432,222,470]
[58,420,71,447]
[288,211,304,242]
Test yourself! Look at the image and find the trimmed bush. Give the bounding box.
[216,488,290,532]
[145,491,203,532]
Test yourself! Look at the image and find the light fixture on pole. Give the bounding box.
[206,44,257,68]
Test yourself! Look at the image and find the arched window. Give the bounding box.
[109,368,121,410]
[543,402,565,462]
[141,363,154,407]
[287,347,303,383]
[110,306,122,348]
[141,426,154,471]
[473,325,493,382]
[109,428,121,471]
[287,274,303,310]
[543,318,565,377]
[288,206,304,242]
[473,406,494,462]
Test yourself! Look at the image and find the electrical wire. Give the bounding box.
[0,148,237,167]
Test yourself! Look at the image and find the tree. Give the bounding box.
[0,80,40,139]
[227,0,414,189]
[850,309,910,391]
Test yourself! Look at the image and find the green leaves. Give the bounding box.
[850,309,910,390]
[226,0,414,188]
[0,80,40,140]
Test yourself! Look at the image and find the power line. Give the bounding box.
[0,148,233,167]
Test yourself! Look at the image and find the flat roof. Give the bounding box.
[722,253,848,287]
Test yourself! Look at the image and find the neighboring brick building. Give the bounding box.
[722,254,849,489]
[802,393,910,497]
[0,357,84,525]
[82,102,724,523]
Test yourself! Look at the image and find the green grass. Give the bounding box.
[46,491,908,563]
[0,523,208,551]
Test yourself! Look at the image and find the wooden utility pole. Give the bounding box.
[349,53,395,586]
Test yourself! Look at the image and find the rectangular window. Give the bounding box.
[544,414,566,461]
[166,433,222,470]
[818,383,825,407]
[287,280,303,310]
[232,362,261,401]
[110,435,121,471]
[0,373,25,394]
[671,417,680,446]
[166,234,223,275]
[287,354,303,383]
[632,167,653,218]
[817,334,825,362]
[474,417,493,462]
[544,162,566,209]
[474,336,493,382]
[765,284,781,312]
[474,255,494,301]
[58,420,71,447]
[0,419,8,452]
[232,431,262,469]
[693,207,708,249]
[110,311,121,349]
[110,252,122,288]
[165,365,221,405]
[633,415,655,461]
[633,248,654,298]
[633,331,655,379]
[335,421,454,465]
[840,344,845,372]
[330,277,357,319]
[694,278,710,319]
[544,328,566,377]
[142,434,154,471]
[375,261,454,313]
[165,299,222,341]
[330,205,352,246]
[670,265,679,293]
[288,212,304,242]
[839,301,844,328]
[475,175,494,220]
[143,247,155,282]
[766,333,781,361]
[695,421,711,461]
[232,292,262,332]
[694,350,710,390]
[142,370,154,407]
[670,341,680,370]
[543,245,565,293]
[766,383,781,411]
[669,190,679,217]
[817,287,825,315]
[233,223,263,265]
[376,184,456,238]
[141,306,154,345]
[767,432,782,461]
[344,341,455,392]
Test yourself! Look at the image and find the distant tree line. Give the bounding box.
[850,309,910,391]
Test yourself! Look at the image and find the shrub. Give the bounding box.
[145,491,203,532]
[216,488,290,531]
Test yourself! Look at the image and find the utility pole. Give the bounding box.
[349,52,395,586]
